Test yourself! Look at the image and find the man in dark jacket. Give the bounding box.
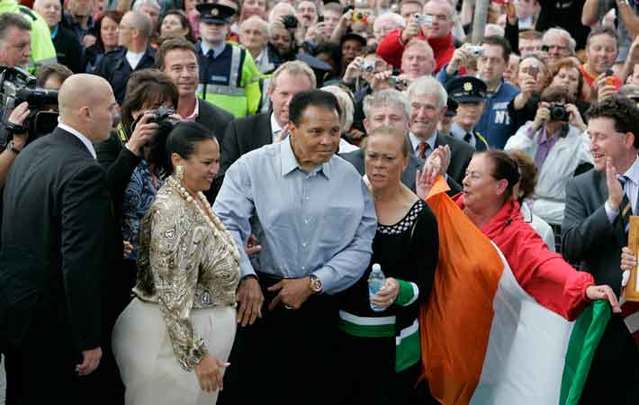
[34,0,83,73]
[95,10,155,103]
[0,74,121,404]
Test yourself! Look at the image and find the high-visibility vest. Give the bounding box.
[197,43,260,118]
[0,1,57,73]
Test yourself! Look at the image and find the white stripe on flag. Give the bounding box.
[470,245,575,405]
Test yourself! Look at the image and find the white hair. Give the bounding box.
[363,89,411,120]
[133,0,160,12]
[240,15,268,36]
[407,76,448,108]
[268,2,296,25]
[321,85,354,133]
[484,23,504,38]
[542,27,577,55]
[373,12,406,32]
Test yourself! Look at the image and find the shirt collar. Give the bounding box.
[408,132,437,154]
[450,122,467,140]
[622,155,639,186]
[182,98,200,121]
[201,41,226,58]
[280,137,331,179]
[271,112,283,136]
[57,122,97,159]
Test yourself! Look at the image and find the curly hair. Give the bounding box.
[586,96,639,148]
[546,57,584,100]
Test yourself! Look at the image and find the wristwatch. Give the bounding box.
[5,140,21,155]
[309,274,322,293]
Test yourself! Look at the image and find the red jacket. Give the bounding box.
[376,28,455,73]
[455,196,594,321]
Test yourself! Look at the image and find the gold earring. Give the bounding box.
[176,165,184,181]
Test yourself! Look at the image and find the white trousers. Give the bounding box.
[112,299,236,405]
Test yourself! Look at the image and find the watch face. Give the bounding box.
[310,277,322,292]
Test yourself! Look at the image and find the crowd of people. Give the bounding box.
[0,0,639,404]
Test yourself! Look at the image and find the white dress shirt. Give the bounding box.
[57,122,97,159]
[605,155,639,222]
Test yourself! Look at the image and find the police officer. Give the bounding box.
[196,2,261,118]
[446,76,490,151]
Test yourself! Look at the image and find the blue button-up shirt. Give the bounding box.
[213,139,377,294]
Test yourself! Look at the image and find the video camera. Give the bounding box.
[0,66,59,147]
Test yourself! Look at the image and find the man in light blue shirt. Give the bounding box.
[213,90,376,405]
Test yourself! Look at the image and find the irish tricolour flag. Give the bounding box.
[420,179,611,404]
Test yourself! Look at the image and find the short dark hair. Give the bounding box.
[155,37,197,71]
[482,35,511,62]
[288,90,341,126]
[0,13,31,43]
[167,121,216,162]
[36,63,73,87]
[480,150,521,201]
[586,96,639,148]
[586,26,618,48]
[121,69,179,133]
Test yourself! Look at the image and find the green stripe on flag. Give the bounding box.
[559,300,611,405]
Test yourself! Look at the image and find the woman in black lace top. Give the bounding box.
[337,126,439,405]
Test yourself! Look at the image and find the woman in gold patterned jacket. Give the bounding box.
[112,121,240,405]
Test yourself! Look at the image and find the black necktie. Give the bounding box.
[463,132,473,144]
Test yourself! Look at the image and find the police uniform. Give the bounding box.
[196,3,261,118]
[0,0,57,72]
[446,76,490,151]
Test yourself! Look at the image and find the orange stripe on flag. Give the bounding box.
[420,177,504,404]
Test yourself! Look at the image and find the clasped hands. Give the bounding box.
[235,275,315,327]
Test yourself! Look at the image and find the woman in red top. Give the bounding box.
[417,149,620,320]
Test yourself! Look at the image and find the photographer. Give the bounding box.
[505,86,592,228]
[438,36,519,149]
[95,69,177,221]
[377,0,456,73]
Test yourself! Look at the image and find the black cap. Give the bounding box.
[341,32,367,47]
[445,97,458,117]
[446,76,487,103]
[196,3,235,24]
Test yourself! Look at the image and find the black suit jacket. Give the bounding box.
[208,112,272,202]
[340,132,474,195]
[562,168,639,403]
[219,112,272,176]
[52,25,83,73]
[0,128,115,351]
[95,46,156,104]
[196,98,234,145]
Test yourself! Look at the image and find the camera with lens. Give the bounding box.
[148,106,176,125]
[0,65,59,147]
[414,13,433,27]
[281,15,299,30]
[361,60,375,73]
[389,76,409,91]
[549,103,569,121]
[467,45,484,57]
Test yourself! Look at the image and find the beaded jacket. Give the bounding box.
[134,176,241,370]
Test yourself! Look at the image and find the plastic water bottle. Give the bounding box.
[368,263,385,312]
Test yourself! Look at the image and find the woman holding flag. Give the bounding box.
[415,149,622,404]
